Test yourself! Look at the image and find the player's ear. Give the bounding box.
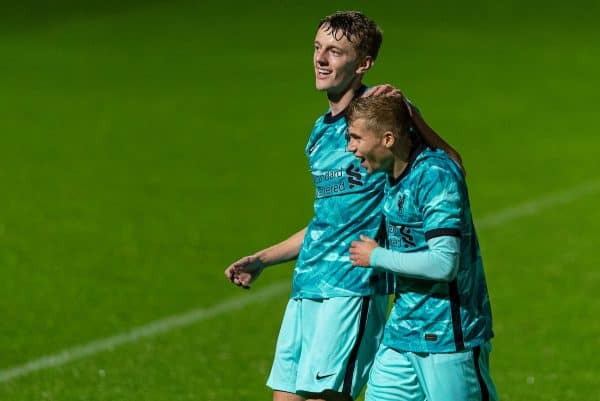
[356,56,373,74]
[383,131,395,148]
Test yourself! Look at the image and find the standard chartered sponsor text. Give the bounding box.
[313,169,347,197]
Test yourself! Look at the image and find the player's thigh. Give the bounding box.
[273,390,305,401]
[297,295,387,400]
[412,342,497,401]
[267,299,303,394]
[365,345,424,401]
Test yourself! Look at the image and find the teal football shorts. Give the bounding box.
[267,295,388,399]
[365,342,498,401]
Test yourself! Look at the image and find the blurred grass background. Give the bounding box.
[0,0,598,400]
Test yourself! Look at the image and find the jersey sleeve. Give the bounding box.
[416,163,464,240]
[370,236,461,281]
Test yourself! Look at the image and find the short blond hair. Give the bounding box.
[346,96,411,138]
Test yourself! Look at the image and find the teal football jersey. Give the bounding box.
[381,146,494,352]
[292,109,392,299]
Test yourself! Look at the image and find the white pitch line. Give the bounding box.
[1,179,599,383]
[477,179,600,229]
[0,281,290,383]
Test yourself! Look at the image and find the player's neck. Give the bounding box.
[327,79,364,117]
[391,157,409,180]
[390,140,413,179]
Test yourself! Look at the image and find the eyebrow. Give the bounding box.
[314,41,344,51]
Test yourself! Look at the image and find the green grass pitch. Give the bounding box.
[0,0,599,400]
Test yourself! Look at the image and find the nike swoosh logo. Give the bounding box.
[315,372,336,380]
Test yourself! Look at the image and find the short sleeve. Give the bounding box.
[416,163,464,240]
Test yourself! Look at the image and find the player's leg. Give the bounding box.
[472,342,498,401]
[273,390,305,401]
[296,295,389,400]
[411,342,498,401]
[364,345,425,401]
[267,299,305,400]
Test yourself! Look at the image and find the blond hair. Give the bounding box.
[346,96,411,138]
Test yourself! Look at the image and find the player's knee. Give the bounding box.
[305,390,352,401]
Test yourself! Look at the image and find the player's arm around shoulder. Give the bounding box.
[224,227,306,289]
[411,109,465,175]
[363,84,465,175]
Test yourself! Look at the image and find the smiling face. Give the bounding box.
[346,96,413,177]
[347,118,394,174]
[313,25,366,96]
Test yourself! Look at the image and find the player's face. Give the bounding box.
[347,118,393,174]
[313,26,362,95]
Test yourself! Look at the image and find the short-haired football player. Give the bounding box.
[225,11,463,401]
[347,95,497,401]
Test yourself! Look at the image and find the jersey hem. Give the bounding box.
[383,334,494,354]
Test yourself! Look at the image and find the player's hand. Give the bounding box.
[363,84,402,98]
[349,235,379,267]
[362,84,413,117]
[224,255,265,289]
